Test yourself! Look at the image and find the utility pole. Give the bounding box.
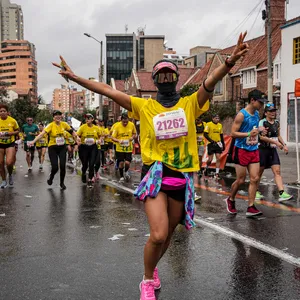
[266,0,273,103]
[99,41,103,120]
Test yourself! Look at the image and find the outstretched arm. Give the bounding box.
[53,57,132,111]
[197,32,249,108]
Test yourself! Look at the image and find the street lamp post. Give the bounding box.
[84,33,103,119]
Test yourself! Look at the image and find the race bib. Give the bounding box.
[197,136,203,142]
[246,135,258,145]
[153,108,188,140]
[0,132,9,139]
[217,142,223,149]
[39,139,45,144]
[85,138,95,146]
[56,137,65,146]
[122,139,130,147]
[270,137,278,148]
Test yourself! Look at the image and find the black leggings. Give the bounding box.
[79,144,98,180]
[48,145,67,184]
[95,149,106,172]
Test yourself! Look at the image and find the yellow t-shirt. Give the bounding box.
[36,132,48,147]
[110,122,120,145]
[204,122,223,143]
[112,121,136,153]
[129,92,209,172]
[64,130,75,145]
[77,124,101,145]
[0,116,19,144]
[196,122,206,146]
[103,128,111,144]
[44,121,71,147]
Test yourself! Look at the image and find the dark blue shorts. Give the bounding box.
[259,147,280,169]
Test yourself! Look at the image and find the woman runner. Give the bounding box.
[0,104,19,188]
[53,32,249,299]
[28,110,78,190]
[35,122,48,170]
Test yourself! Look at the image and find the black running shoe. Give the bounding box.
[82,174,87,183]
[60,183,66,190]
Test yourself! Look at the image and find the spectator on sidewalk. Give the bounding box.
[204,114,225,178]
[256,103,293,202]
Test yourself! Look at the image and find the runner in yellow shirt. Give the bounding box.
[195,116,206,177]
[28,110,78,190]
[53,33,248,298]
[204,114,225,178]
[112,113,137,181]
[77,113,102,188]
[35,122,48,170]
[0,103,19,188]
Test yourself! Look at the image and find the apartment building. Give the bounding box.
[0,40,37,103]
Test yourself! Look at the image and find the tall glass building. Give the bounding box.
[106,34,137,84]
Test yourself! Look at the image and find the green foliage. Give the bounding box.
[38,95,44,104]
[35,109,52,125]
[180,84,199,97]
[181,84,236,121]
[8,98,39,126]
[200,102,237,122]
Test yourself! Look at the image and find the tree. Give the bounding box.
[180,84,199,98]
[180,84,236,121]
[8,98,39,126]
[35,109,53,124]
[0,81,9,102]
[38,95,44,104]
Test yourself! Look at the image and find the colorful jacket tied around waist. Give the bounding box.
[134,161,195,230]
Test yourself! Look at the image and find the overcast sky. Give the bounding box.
[16,0,300,103]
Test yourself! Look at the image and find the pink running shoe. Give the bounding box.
[153,267,161,290]
[139,279,155,300]
[95,172,100,181]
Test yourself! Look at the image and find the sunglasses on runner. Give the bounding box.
[154,72,178,84]
[266,103,274,108]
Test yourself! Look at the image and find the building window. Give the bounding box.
[274,63,281,83]
[293,37,300,65]
[242,68,256,88]
[214,80,223,95]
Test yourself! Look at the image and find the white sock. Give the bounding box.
[216,168,219,174]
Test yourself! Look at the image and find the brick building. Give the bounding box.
[0,40,38,103]
[187,0,286,110]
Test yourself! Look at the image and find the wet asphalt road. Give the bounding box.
[1,158,300,299]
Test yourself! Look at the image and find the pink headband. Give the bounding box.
[153,62,177,76]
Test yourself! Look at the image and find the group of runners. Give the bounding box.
[0,106,138,190]
[0,31,294,300]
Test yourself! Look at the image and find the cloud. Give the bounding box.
[15,0,300,104]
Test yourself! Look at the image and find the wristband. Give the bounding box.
[202,79,214,93]
[247,132,251,137]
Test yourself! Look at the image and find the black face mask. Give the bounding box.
[155,81,180,108]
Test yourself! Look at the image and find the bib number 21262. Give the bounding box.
[153,108,188,140]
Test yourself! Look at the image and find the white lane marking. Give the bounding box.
[194,217,300,267]
[66,165,300,266]
[99,175,300,267]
